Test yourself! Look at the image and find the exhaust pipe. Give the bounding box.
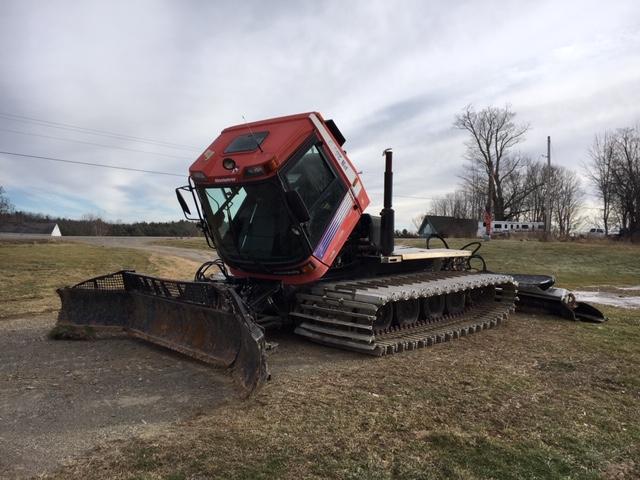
[380,148,395,256]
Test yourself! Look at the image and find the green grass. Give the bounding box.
[400,237,640,289]
[6,238,637,480]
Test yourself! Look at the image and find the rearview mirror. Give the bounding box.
[175,188,191,215]
[285,190,310,223]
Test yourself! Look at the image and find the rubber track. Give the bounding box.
[292,271,517,356]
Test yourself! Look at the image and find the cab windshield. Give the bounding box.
[200,181,308,268]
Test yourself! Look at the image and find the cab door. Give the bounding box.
[280,137,348,250]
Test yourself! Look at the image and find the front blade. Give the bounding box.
[56,271,269,395]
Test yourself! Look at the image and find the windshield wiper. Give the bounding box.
[208,187,241,217]
[224,205,271,274]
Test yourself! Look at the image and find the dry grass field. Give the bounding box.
[0,240,198,320]
[150,237,211,251]
[1,237,639,479]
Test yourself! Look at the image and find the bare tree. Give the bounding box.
[611,127,640,236]
[431,159,547,223]
[458,159,487,220]
[496,154,546,220]
[429,190,477,219]
[411,214,426,232]
[454,105,530,220]
[587,132,617,235]
[428,197,449,217]
[458,154,545,222]
[0,186,14,216]
[588,126,640,239]
[549,166,583,237]
[519,161,547,222]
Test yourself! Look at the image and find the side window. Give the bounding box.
[284,146,335,208]
[282,143,347,246]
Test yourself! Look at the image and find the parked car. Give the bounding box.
[586,227,605,238]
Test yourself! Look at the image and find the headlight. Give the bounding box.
[244,165,266,177]
[222,158,236,170]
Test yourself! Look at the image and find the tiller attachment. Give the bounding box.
[511,274,606,323]
[55,271,269,395]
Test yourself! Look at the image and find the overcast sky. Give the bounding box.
[1,0,639,229]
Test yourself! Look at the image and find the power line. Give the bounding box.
[0,150,184,177]
[0,112,201,152]
[368,192,436,200]
[0,111,200,151]
[1,148,439,195]
[393,194,436,200]
[0,127,189,159]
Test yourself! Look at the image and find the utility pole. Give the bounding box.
[544,135,551,240]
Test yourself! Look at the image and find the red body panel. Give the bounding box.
[190,112,370,285]
[190,113,315,183]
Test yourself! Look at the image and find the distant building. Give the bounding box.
[477,220,544,237]
[418,216,478,238]
[0,222,62,237]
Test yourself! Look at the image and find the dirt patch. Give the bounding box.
[63,236,216,265]
[0,314,238,479]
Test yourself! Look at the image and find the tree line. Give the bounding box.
[0,193,201,237]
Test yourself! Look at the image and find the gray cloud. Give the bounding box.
[1,0,639,229]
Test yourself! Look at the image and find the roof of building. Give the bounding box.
[418,215,477,237]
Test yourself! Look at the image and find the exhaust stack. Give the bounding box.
[380,148,395,256]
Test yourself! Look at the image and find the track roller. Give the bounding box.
[445,292,466,315]
[394,299,420,327]
[422,294,445,321]
[374,303,393,330]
